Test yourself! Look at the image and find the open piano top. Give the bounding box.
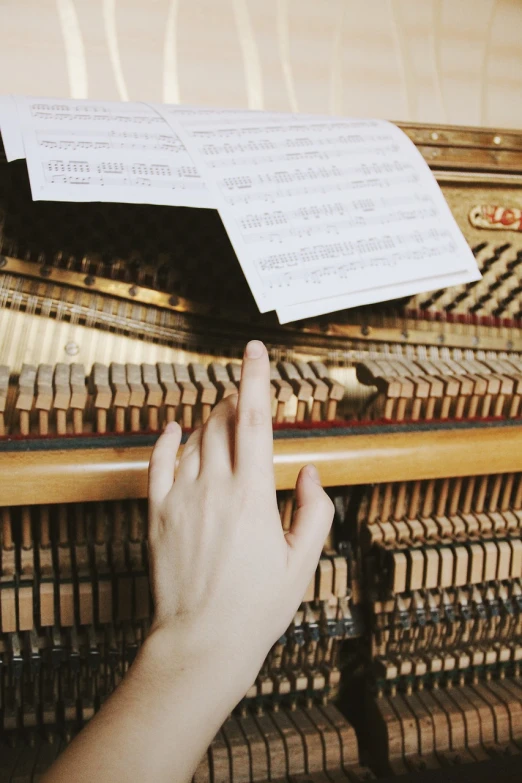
[1,122,522,781]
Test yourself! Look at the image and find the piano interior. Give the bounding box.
[1,124,522,782]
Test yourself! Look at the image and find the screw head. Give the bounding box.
[128,286,138,297]
[169,295,180,307]
[493,135,502,145]
[361,326,370,336]
[65,341,79,356]
[84,275,95,286]
[431,132,439,141]
[0,256,6,269]
[40,265,52,277]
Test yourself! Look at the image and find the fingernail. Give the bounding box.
[164,421,180,434]
[305,464,321,485]
[245,340,264,359]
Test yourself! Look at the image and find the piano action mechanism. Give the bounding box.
[1,123,522,781]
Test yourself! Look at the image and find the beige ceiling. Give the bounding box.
[1,0,521,129]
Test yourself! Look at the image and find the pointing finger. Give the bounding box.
[235,341,273,479]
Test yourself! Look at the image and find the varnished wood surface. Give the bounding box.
[3,424,522,505]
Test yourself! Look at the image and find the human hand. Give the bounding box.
[147,340,334,696]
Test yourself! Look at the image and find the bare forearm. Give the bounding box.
[42,628,256,783]
[43,342,332,783]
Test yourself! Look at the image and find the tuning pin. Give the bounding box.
[68,626,81,674]
[484,585,500,617]
[107,628,120,673]
[426,591,440,623]
[303,604,320,643]
[498,584,514,616]
[87,625,101,673]
[9,632,23,679]
[337,596,356,638]
[394,595,410,629]
[411,591,426,626]
[512,581,522,612]
[472,586,487,619]
[28,628,41,676]
[441,590,455,622]
[457,589,472,621]
[321,601,339,638]
[51,625,64,669]
[288,611,305,648]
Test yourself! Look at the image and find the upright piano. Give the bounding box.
[1,123,522,781]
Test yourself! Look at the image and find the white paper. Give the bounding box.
[0,96,25,161]
[14,97,214,208]
[160,110,480,315]
[1,96,481,324]
[275,270,474,323]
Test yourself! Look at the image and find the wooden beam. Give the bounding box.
[2,424,522,506]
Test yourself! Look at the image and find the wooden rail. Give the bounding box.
[3,423,522,505]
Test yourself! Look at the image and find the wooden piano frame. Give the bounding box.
[3,420,522,505]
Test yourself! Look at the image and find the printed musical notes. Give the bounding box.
[158,109,480,318]
[14,97,213,208]
[0,95,481,323]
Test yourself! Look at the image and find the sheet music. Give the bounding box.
[275,270,473,324]
[14,97,213,208]
[160,109,480,315]
[0,96,25,161]
[1,95,481,323]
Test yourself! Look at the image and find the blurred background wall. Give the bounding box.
[1,0,521,128]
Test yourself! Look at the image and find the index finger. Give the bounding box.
[235,340,274,476]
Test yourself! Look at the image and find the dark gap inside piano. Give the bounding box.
[0,159,259,315]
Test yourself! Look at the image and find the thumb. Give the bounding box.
[285,465,334,578]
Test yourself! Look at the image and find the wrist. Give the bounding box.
[140,622,262,705]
